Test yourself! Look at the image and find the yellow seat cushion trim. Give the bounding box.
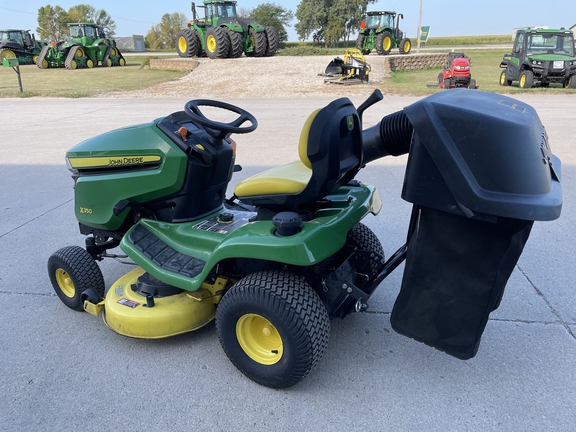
[298,109,320,169]
[234,161,312,197]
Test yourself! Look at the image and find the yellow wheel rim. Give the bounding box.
[178,36,187,53]
[70,60,77,69]
[500,72,505,85]
[119,58,125,66]
[1,49,16,60]
[75,47,85,58]
[236,313,283,365]
[41,59,48,69]
[520,75,525,87]
[86,59,94,68]
[55,268,75,298]
[106,59,112,67]
[33,55,39,63]
[110,47,118,56]
[403,41,410,51]
[383,37,392,51]
[207,35,216,53]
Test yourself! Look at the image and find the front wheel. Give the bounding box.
[47,246,105,311]
[376,31,393,55]
[443,78,451,89]
[565,75,576,89]
[499,69,511,86]
[399,37,411,54]
[216,270,330,388]
[519,70,534,89]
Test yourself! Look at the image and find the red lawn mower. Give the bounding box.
[437,52,478,89]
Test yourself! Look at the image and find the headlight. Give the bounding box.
[454,65,470,71]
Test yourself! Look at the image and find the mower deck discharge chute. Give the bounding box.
[49,89,562,388]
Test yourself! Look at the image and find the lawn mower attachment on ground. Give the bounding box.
[48,89,562,388]
[323,49,370,84]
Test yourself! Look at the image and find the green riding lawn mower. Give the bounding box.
[48,89,562,388]
[355,11,412,55]
[0,29,46,65]
[176,0,278,59]
[37,23,125,70]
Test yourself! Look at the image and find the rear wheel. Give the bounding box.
[264,26,279,57]
[355,34,365,51]
[499,69,511,86]
[47,246,105,311]
[205,26,230,59]
[399,37,411,54]
[176,28,200,58]
[519,70,534,88]
[216,270,330,388]
[347,223,385,276]
[248,27,266,57]
[376,31,393,55]
[0,48,16,61]
[443,78,451,89]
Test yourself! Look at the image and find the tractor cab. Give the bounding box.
[68,23,106,42]
[364,11,395,30]
[206,2,237,20]
[0,30,24,46]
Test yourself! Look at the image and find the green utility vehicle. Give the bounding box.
[37,23,125,70]
[355,11,411,55]
[500,28,576,88]
[176,1,278,59]
[0,29,46,65]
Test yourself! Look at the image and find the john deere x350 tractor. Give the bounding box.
[176,1,278,59]
[37,23,125,70]
[356,11,412,56]
[48,89,561,388]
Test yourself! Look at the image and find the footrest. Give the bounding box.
[129,224,206,278]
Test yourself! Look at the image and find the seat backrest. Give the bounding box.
[240,97,363,208]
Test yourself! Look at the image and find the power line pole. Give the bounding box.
[417,0,423,53]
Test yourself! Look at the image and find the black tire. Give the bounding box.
[437,72,443,84]
[469,78,477,89]
[519,69,534,89]
[376,31,393,55]
[347,223,385,276]
[264,26,279,57]
[248,27,266,57]
[102,46,112,67]
[176,28,200,58]
[205,26,230,59]
[47,246,105,311]
[355,34,365,51]
[443,78,451,89]
[399,37,411,54]
[565,75,576,89]
[36,45,49,69]
[499,69,511,86]
[225,28,243,58]
[216,270,330,388]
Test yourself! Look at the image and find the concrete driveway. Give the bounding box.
[0,93,574,431]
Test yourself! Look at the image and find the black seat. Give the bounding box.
[234,97,363,209]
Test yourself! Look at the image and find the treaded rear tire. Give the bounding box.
[376,31,392,55]
[176,28,200,58]
[248,27,266,57]
[36,45,49,69]
[216,270,330,388]
[65,46,79,70]
[519,69,534,89]
[47,246,105,311]
[225,28,243,58]
[205,26,230,59]
[264,26,278,56]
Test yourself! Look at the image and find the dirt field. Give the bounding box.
[100,55,388,99]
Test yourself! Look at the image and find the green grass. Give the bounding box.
[0,56,186,98]
[378,49,576,96]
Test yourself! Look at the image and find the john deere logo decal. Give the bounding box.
[347,115,354,131]
[68,155,162,169]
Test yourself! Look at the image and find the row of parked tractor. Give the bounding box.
[0,23,125,70]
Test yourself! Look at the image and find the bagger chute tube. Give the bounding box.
[48,89,562,388]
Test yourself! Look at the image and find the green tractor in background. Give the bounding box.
[37,23,125,70]
[176,1,278,59]
[356,11,412,56]
[0,29,46,65]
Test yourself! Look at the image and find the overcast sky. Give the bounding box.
[1,0,574,41]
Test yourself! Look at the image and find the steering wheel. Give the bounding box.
[184,99,257,140]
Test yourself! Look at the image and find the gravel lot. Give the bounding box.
[102,55,389,99]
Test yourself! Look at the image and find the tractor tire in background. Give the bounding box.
[248,27,266,57]
[376,31,393,55]
[0,48,16,61]
[355,34,365,50]
[47,246,105,311]
[264,26,279,56]
[399,37,412,54]
[65,46,81,70]
[225,28,243,58]
[499,69,511,86]
[216,270,330,389]
[36,45,49,69]
[102,46,113,66]
[176,28,200,58]
[519,69,534,88]
[205,26,230,59]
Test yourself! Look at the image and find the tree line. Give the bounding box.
[35,1,376,48]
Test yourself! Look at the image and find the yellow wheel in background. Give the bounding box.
[0,49,16,60]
